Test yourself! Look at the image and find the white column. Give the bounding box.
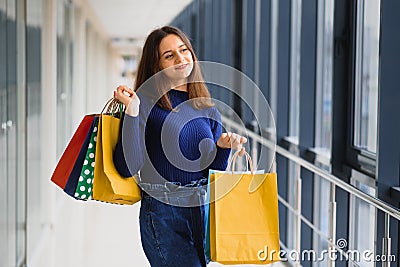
[72,6,87,126]
[33,0,57,266]
[85,26,95,113]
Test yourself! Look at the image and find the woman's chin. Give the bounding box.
[168,73,191,83]
[163,64,193,84]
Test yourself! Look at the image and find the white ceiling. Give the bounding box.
[86,0,193,55]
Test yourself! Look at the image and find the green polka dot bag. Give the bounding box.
[74,117,99,200]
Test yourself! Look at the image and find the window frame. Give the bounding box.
[346,0,381,177]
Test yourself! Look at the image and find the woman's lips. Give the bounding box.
[175,64,188,70]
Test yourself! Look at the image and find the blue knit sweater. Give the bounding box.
[113,89,231,185]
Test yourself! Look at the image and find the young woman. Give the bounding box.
[113,26,246,267]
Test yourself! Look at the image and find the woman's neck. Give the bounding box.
[171,79,188,92]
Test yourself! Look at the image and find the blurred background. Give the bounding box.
[1,0,399,266]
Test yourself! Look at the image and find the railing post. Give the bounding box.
[328,184,337,267]
[295,164,302,267]
[247,122,258,169]
[382,213,391,267]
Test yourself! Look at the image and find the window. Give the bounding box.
[27,0,42,257]
[286,0,301,251]
[0,2,8,265]
[315,0,334,151]
[289,0,301,137]
[312,2,334,262]
[56,0,73,156]
[353,0,381,154]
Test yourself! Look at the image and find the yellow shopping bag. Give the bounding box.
[92,100,141,205]
[208,151,280,264]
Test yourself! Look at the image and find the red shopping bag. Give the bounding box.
[64,116,99,198]
[51,115,96,189]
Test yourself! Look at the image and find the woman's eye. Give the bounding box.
[165,54,173,59]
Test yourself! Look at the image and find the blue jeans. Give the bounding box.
[139,184,207,267]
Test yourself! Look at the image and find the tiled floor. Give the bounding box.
[82,201,148,267]
[81,201,289,267]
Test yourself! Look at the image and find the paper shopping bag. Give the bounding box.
[207,151,280,264]
[51,115,95,189]
[92,112,141,205]
[74,117,99,200]
[64,116,99,198]
[204,168,266,262]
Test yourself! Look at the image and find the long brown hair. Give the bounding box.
[134,26,213,110]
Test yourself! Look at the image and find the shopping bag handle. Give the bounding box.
[230,150,254,174]
[231,150,273,193]
[101,98,125,118]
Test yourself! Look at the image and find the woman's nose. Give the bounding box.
[175,52,185,63]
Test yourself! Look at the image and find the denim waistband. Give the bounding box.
[139,177,207,192]
[140,178,208,207]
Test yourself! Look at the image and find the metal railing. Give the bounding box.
[222,116,399,267]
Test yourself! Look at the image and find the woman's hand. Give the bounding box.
[217,132,247,156]
[114,85,140,116]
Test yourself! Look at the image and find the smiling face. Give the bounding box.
[158,34,194,87]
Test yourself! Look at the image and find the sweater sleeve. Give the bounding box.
[206,108,231,172]
[113,93,148,177]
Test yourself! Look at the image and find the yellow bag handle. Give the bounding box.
[229,150,274,193]
[230,150,254,174]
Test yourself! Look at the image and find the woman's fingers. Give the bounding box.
[117,85,134,96]
[238,147,246,157]
[217,132,248,151]
[240,136,248,144]
[113,91,131,106]
[114,85,137,106]
[220,132,230,142]
[216,132,231,149]
[230,133,247,149]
